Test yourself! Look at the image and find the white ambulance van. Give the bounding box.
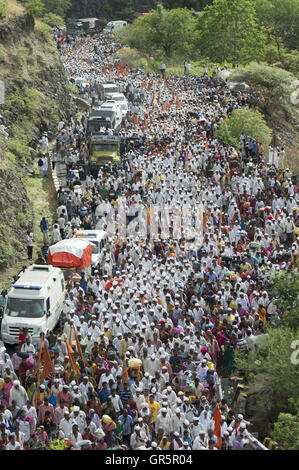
[73,230,108,268]
[1,265,65,345]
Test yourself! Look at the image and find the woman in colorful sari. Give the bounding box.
[2,376,13,407]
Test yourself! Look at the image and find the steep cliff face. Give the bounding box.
[0,11,74,272]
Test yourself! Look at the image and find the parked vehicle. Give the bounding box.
[88,135,121,176]
[1,265,65,345]
[103,20,128,33]
[106,92,129,121]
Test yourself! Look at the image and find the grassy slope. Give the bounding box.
[0,2,73,283]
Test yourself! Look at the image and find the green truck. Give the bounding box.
[88,135,121,176]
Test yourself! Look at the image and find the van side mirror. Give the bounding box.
[46,311,51,318]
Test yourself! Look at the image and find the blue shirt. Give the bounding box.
[119,414,133,436]
[98,387,111,404]
[40,218,49,231]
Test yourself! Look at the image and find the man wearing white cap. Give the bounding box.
[144,353,160,376]
[190,416,203,442]
[171,407,185,435]
[130,425,148,449]
[79,376,94,399]
[170,432,184,450]
[70,405,86,434]
[59,410,75,439]
[196,359,208,383]
[155,407,171,437]
[87,321,101,340]
[162,386,177,407]
[193,430,208,450]
[138,416,150,442]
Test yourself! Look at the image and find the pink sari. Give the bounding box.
[2,381,13,407]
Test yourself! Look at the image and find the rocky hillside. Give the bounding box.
[0,7,74,271]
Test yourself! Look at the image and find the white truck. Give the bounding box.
[103,20,128,33]
[99,101,123,131]
[1,265,65,345]
[105,92,129,121]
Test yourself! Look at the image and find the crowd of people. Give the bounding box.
[0,28,298,451]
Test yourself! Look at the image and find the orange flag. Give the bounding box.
[172,84,175,102]
[73,326,88,368]
[213,405,222,449]
[121,357,129,387]
[152,91,155,106]
[65,338,79,372]
[40,343,54,383]
[176,93,180,109]
[164,119,168,134]
[203,211,207,230]
[230,211,237,228]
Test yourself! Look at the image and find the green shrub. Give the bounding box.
[0,0,7,18]
[217,109,272,148]
[35,21,53,44]
[117,47,147,69]
[229,62,298,119]
[23,0,45,18]
[0,44,8,63]
[7,137,31,160]
[43,12,65,28]
[271,413,299,450]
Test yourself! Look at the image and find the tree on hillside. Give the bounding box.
[271,412,299,450]
[270,271,299,329]
[195,0,266,65]
[234,327,299,423]
[23,0,71,21]
[43,0,71,18]
[217,109,272,148]
[254,0,299,52]
[163,0,211,10]
[23,0,45,18]
[118,3,196,59]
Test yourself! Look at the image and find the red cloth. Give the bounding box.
[213,405,222,450]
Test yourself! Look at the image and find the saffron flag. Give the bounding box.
[65,338,79,372]
[213,405,222,450]
[121,357,129,387]
[230,211,237,228]
[40,343,54,383]
[73,326,88,367]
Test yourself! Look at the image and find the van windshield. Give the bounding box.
[6,298,45,318]
[93,144,117,152]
